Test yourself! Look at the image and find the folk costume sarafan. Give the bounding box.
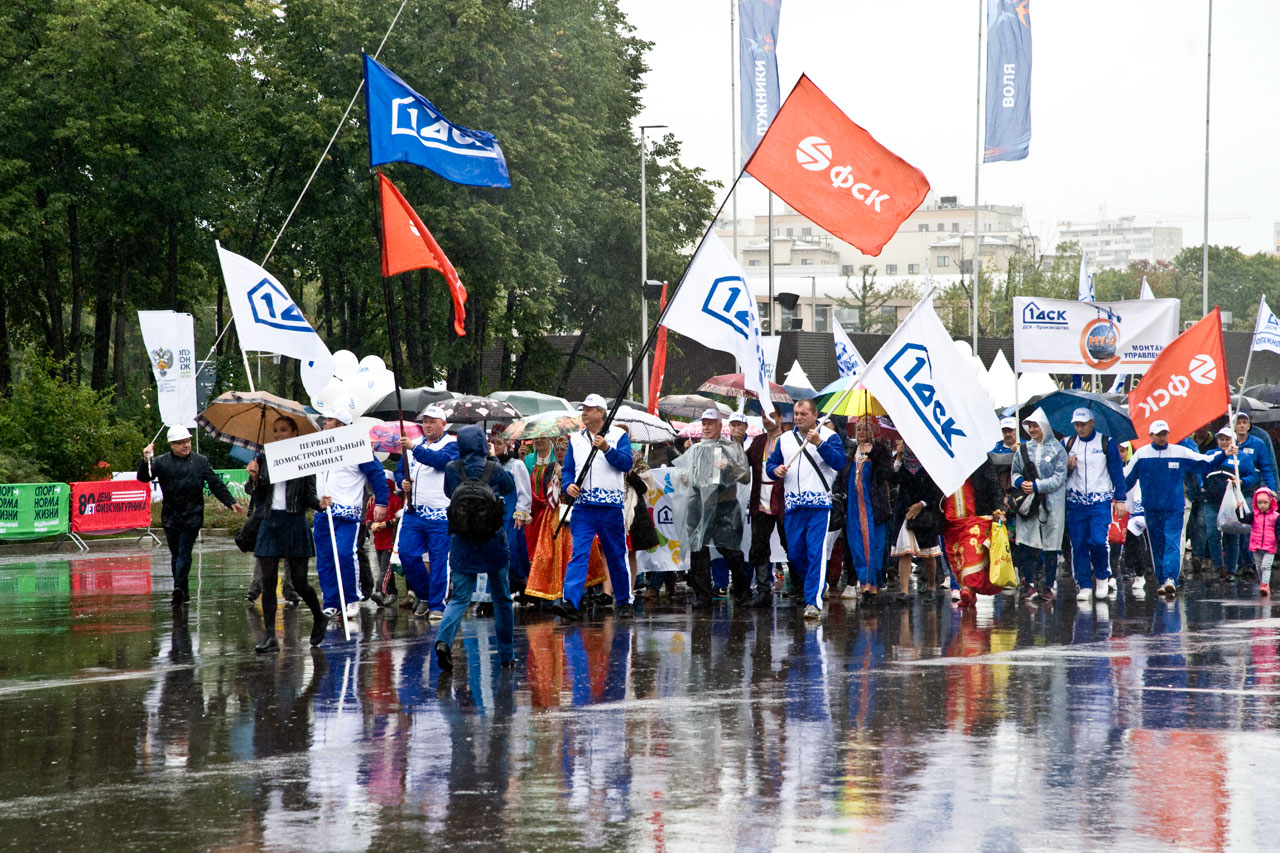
[945,459,1004,604]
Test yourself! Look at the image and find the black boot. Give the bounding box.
[435,640,453,671]
[750,563,773,608]
[255,634,279,654]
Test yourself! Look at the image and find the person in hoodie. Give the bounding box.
[435,425,516,672]
[1011,409,1068,602]
[1202,426,1257,579]
[1240,486,1280,597]
[1124,419,1224,596]
[1064,408,1128,602]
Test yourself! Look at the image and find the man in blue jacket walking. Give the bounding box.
[1064,408,1128,602]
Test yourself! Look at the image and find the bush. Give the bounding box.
[0,355,147,483]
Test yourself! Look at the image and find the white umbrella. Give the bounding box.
[611,408,678,444]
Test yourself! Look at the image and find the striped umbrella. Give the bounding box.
[197,390,317,453]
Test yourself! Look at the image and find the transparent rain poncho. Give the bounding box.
[673,437,751,552]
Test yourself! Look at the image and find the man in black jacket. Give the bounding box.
[139,425,244,606]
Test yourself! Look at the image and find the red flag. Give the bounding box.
[647,282,669,415]
[744,75,930,257]
[377,171,467,336]
[1128,309,1228,446]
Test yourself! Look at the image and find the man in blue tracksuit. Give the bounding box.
[767,398,848,620]
[1125,419,1223,595]
[396,404,459,620]
[1064,408,1128,601]
[555,393,634,621]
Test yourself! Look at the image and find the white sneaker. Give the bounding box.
[1162,580,1177,596]
[1094,578,1110,600]
[841,585,859,599]
[361,597,377,610]
[1076,586,1093,602]
[322,607,339,618]
[950,588,961,602]
[1108,577,1117,595]
[344,601,361,618]
[802,604,822,620]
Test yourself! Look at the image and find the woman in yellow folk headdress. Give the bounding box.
[525,436,607,602]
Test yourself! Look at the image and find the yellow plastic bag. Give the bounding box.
[987,520,1017,587]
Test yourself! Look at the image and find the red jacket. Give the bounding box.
[365,490,403,551]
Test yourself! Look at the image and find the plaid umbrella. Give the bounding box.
[611,408,679,444]
[197,390,317,453]
[698,373,792,403]
[436,395,521,424]
[675,420,763,439]
[501,411,581,441]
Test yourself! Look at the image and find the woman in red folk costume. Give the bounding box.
[944,458,1006,607]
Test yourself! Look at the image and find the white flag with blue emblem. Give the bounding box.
[661,236,774,415]
[216,242,334,398]
[833,317,865,378]
[858,296,1000,495]
[1253,294,1280,356]
[1077,253,1094,302]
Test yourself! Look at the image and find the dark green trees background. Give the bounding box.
[0,0,716,479]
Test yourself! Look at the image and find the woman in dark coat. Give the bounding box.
[888,441,945,602]
[246,416,326,651]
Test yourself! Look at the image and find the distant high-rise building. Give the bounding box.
[1055,216,1183,270]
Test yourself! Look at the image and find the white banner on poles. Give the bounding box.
[264,424,373,483]
[138,310,197,427]
[1012,296,1180,375]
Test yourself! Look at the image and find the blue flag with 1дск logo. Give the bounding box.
[857,296,1001,496]
[363,53,510,188]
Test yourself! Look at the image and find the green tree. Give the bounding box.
[838,266,920,333]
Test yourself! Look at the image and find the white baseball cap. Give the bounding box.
[1070,407,1094,424]
[419,404,447,422]
[167,425,192,442]
[999,417,1017,430]
[581,393,609,410]
[1149,419,1171,434]
[728,412,748,425]
[701,408,724,421]
[323,408,353,426]
[1216,427,1235,439]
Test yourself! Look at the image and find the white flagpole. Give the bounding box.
[1201,0,1213,317]
[323,472,351,642]
[1229,295,1263,425]
[972,0,983,353]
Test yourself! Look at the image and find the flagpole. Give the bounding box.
[1201,0,1213,317]
[555,168,750,537]
[370,172,409,436]
[730,0,738,263]
[1230,295,1262,425]
[972,0,983,353]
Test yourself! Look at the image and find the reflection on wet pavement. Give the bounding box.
[4,543,1280,849]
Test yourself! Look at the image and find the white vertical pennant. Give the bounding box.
[138,310,198,426]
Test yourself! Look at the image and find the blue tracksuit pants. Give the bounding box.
[398,512,451,610]
[314,513,359,612]
[1067,501,1111,588]
[565,504,630,608]
[1146,508,1185,585]
[785,506,831,607]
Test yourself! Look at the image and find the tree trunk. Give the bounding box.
[91,267,113,391]
[35,187,66,366]
[111,245,130,399]
[498,290,517,388]
[555,329,590,398]
[166,212,179,310]
[68,203,83,383]
[0,285,10,392]
[215,275,225,356]
[321,270,334,338]
[338,271,350,349]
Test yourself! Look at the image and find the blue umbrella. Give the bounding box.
[1016,389,1136,442]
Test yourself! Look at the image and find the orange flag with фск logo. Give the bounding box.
[744,74,930,257]
[1127,308,1228,446]
[377,171,467,336]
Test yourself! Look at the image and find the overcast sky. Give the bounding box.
[617,0,1280,255]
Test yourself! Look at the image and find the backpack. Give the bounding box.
[1065,433,1109,455]
[447,460,504,541]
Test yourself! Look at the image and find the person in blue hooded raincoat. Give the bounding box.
[435,425,516,672]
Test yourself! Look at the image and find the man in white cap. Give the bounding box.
[396,404,458,619]
[728,412,750,447]
[992,417,1019,454]
[139,425,245,607]
[675,409,752,608]
[314,409,389,620]
[1124,419,1224,595]
[1063,407,1128,601]
[766,398,847,619]
[553,393,634,620]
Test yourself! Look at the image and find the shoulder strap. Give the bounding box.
[480,460,496,486]
[1066,435,1076,452]
[801,443,831,492]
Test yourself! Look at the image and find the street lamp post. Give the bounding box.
[640,124,667,403]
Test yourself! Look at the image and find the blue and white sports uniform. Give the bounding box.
[766,426,847,608]
[1064,430,1127,588]
[394,434,458,611]
[315,458,389,613]
[1125,442,1220,585]
[561,426,633,608]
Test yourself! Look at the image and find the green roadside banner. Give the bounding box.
[0,483,70,540]
[208,469,251,501]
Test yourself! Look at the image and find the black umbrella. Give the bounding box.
[367,387,452,421]
[436,395,520,424]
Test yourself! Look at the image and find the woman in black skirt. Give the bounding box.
[245,416,327,651]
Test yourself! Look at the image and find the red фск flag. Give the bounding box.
[377,171,467,336]
[1128,308,1228,445]
[744,75,930,256]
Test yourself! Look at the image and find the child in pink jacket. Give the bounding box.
[1244,487,1280,596]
